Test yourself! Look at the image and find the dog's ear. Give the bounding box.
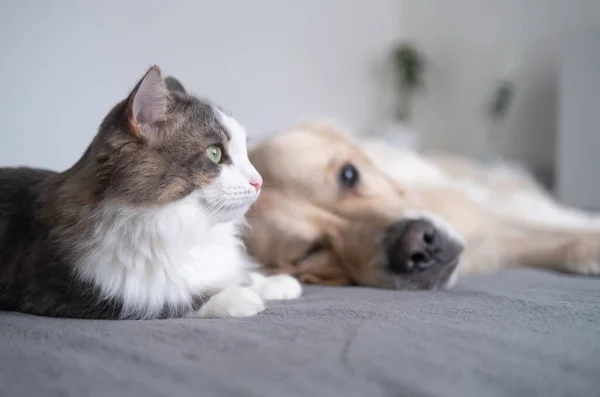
[244,189,321,265]
[244,190,353,285]
[293,250,352,286]
[257,244,352,286]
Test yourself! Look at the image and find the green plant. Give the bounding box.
[487,80,514,123]
[392,42,426,121]
[482,78,516,161]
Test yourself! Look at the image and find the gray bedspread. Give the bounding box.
[0,269,598,397]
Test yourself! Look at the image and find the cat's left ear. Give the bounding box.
[125,65,169,141]
[165,76,186,94]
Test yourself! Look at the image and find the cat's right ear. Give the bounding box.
[165,76,187,94]
[125,65,169,141]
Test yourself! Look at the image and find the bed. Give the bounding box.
[1,269,598,397]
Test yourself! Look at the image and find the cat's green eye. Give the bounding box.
[205,145,222,164]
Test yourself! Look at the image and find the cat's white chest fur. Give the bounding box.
[75,192,253,319]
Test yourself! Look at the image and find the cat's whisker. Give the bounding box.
[205,196,229,219]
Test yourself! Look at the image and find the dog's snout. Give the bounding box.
[386,219,440,274]
[384,217,465,280]
[407,223,439,270]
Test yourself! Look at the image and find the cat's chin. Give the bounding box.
[205,203,254,225]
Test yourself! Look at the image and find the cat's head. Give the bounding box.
[87,66,262,223]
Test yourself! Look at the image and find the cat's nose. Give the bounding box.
[249,175,263,192]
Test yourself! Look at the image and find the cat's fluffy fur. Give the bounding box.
[76,193,252,319]
[0,66,301,319]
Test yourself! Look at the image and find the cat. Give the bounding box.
[0,66,302,320]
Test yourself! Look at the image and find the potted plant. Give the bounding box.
[380,42,426,150]
[483,79,514,161]
[482,53,519,162]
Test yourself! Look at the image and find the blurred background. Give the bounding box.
[1,0,599,209]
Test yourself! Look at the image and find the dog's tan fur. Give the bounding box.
[244,122,600,288]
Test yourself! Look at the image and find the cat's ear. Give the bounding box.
[125,65,169,141]
[165,76,186,94]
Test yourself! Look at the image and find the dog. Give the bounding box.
[243,121,600,290]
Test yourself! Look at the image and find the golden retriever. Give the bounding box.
[243,121,600,289]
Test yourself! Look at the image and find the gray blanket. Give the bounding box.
[1,269,598,397]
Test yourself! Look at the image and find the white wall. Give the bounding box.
[556,30,600,210]
[0,0,402,170]
[401,0,600,180]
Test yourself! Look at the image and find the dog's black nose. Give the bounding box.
[385,219,447,274]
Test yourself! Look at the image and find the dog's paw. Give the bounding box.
[564,261,600,277]
[563,237,600,277]
[248,273,303,301]
[198,287,265,318]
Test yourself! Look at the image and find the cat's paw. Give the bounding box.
[249,273,303,301]
[198,287,265,318]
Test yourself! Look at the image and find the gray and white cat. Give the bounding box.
[0,66,301,319]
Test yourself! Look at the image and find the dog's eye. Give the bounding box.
[339,163,359,188]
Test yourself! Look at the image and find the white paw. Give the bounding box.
[198,287,265,318]
[249,273,303,301]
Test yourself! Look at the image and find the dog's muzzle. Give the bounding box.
[383,218,465,289]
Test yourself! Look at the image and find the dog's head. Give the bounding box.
[245,123,465,290]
